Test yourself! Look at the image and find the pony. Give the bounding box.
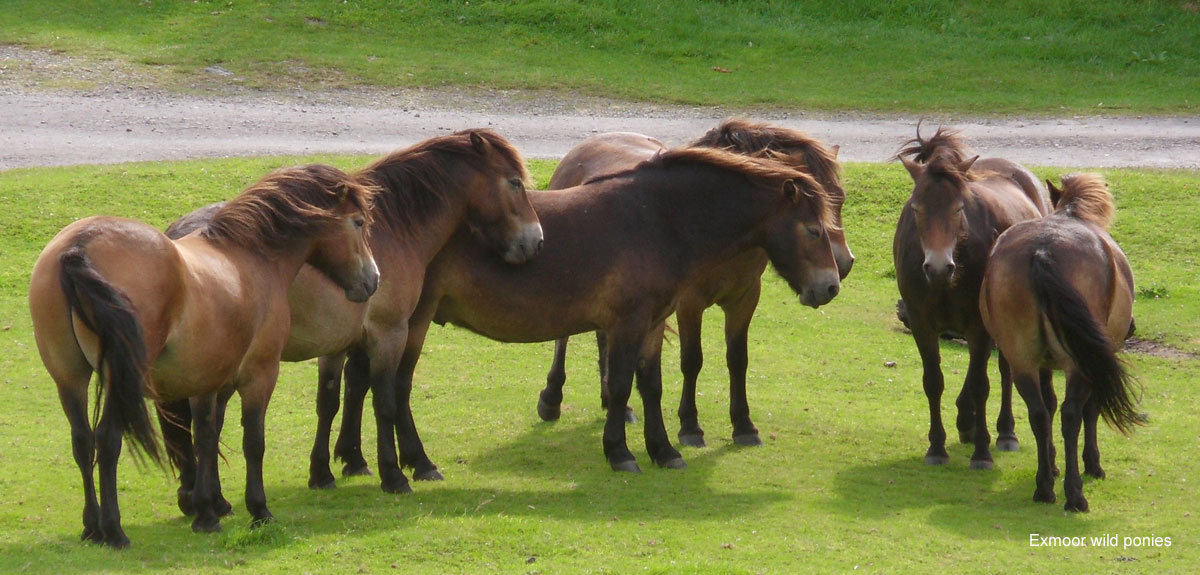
[157,130,542,503]
[981,173,1141,511]
[537,118,853,449]
[893,126,1049,470]
[371,146,841,474]
[28,164,378,547]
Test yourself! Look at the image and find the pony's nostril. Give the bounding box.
[946,262,957,274]
[536,238,544,253]
[828,283,840,298]
[923,262,933,276]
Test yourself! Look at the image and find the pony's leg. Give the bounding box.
[335,347,373,477]
[1060,371,1089,512]
[190,393,223,533]
[367,334,411,494]
[965,332,994,470]
[635,323,685,469]
[309,350,348,489]
[94,391,130,549]
[675,296,707,447]
[57,382,102,543]
[954,379,976,444]
[238,367,277,527]
[1082,396,1105,479]
[596,330,633,423]
[538,337,570,422]
[210,388,234,518]
[395,313,441,481]
[1014,372,1056,504]
[1039,369,1060,476]
[604,322,649,472]
[724,282,762,447]
[157,399,197,515]
[913,326,949,465]
[994,352,1020,451]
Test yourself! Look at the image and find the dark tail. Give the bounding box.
[1029,251,1144,434]
[59,246,163,466]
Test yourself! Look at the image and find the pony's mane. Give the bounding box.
[693,118,844,203]
[1055,173,1115,229]
[922,148,983,186]
[895,124,975,165]
[202,164,375,256]
[645,147,837,229]
[357,129,528,234]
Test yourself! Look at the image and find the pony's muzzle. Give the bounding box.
[922,249,956,284]
[800,268,841,308]
[502,222,544,264]
[346,257,380,302]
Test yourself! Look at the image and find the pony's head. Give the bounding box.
[898,148,980,286]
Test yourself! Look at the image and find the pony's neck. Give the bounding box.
[369,162,478,265]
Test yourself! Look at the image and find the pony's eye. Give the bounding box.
[806,225,822,239]
[353,218,365,229]
[509,178,524,189]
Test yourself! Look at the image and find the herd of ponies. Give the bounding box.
[28,119,1143,548]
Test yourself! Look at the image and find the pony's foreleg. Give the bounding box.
[366,331,411,494]
[309,350,348,489]
[603,322,649,473]
[724,282,762,447]
[965,332,994,470]
[190,393,224,533]
[1014,372,1056,504]
[913,327,949,465]
[538,337,570,422]
[334,347,372,477]
[636,323,684,469]
[1082,396,1105,479]
[238,366,277,527]
[1060,372,1089,512]
[395,313,441,481]
[676,297,707,447]
[58,383,102,543]
[994,352,1020,451]
[596,330,633,422]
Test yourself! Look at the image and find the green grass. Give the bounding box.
[1,1,1198,114]
[0,157,1197,574]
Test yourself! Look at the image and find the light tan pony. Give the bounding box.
[981,173,1142,512]
[29,164,379,548]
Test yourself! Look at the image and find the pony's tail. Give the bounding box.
[59,246,163,467]
[1029,250,1144,434]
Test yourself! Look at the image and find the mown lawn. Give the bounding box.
[1,0,1198,114]
[0,156,1196,574]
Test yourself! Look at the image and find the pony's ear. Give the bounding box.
[1047,179,1062,208]
[958,155,979,173]
[470,131,491,155]
[900,156,924,182]
[783,175,822,203]
[829,144,840,160]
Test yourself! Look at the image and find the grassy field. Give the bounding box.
[0,156,1197,574]
[1,1,1198,115]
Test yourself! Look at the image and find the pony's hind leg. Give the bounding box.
[603,323,650,473]
[676,298,707,447]
[1060,372,1089,512]
[95,393,130,548]
[994,352,1019,451]
[1014,372,1056,504]
[723,283,762,447]
[334,347,373,477]
[58,382,102,543]
[1082,396,1105,478]
[636,323,684,469]
[965,332,994,470]
[595,331,634,423]
[310,350,349,489]
[1039,369,1060,476]
[538,337,569,422]
[157,398,196,515]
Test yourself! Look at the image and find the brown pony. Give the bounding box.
[28,165,378,548]
[379,146,840,474]
[893,126,1049,470]
[158,130,542,503]
[981,173,1141,511]
[537,119,853,449]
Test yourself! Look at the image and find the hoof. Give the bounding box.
[176,489,195,516]
[657,457,687,469]
[969,459,994,471]
[215,497,233,518]
[250,512,274,528]
[1033,490,1057,504]
[103,533,131,550]
[192,518,222,534]
[1064,498,1089,513]
[995,437,1020,452]
[924,454,950,466]
[537,398,561,422]
[381,480,413,494]
[81,527,105,544]
[308,477,336,490]
[1084,467,1106,479]
[342,463,373,477]
[958,430,975,444]
[733,433,763,447]
[413,469,444,481]
[623,407,637,424]
[610,460,642,473]
[678,433,706,448]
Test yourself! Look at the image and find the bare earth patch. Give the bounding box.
[1124,338,1199,360]
[2,44,1199,171]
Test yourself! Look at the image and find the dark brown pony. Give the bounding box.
[982,173,1141,511]
[379,146,840,473]
[537,118,853,448]
[893,126,1049,470]
[29,165,378,548]
[158,130,542,502]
